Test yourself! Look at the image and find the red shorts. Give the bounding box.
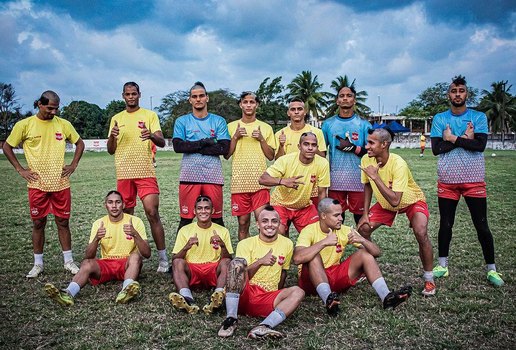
[231,189,270,216]
[28,188,71,219]
[273,204,319,233]
[298,256,358,294]
[90,258,128,286]
[368,200,429,227]
[310,196,320,210]
[238,283,282,318]
[328,190,365,214]
[437,181,487,200]
[179,183,223,219]
[188,261,219,289]
[117,177,160,208]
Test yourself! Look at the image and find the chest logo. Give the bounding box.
[310,174,317,183]
[210,129,216,137]
[336,244,343,253]
[138,121,145,129]
[352,132,359,141]
[55,133,63,141]
[278,255,285,265]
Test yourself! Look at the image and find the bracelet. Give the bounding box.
[278,179,282,186]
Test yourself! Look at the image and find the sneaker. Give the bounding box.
[248,325,284,339]
[487,270,504,287]
[325,291,340,316]
[153,162,157,168]
[203,290,225,315]
[157,260,170,273]
[26,264,43,278]
[116,281,140,304]
[64,261,80,275]
[168,292,199,314]
[433,265,449,278]
[218,317,238,337]
[421,281,436,297]
[383,286,412,309]
[44,283,74,306]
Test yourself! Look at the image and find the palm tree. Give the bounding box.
[286,71,330,120]
[325,75,371,117]
[477,81,516,146]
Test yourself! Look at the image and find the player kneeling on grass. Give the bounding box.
[169,196,233,315]
[293,198,411,314]
[218,206,304,339]
[44,191,151,306]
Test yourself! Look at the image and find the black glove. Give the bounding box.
[200,137,217,147]
[335,135,357,152]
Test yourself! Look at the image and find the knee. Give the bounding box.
[291,286,305,301]
[32,218,47,230]
[219,258,231,270]
[128,253,143,266]
[413,228,430,244]
[80,259,96,272]
[358,225,372,238]
[55,217,70,229]
[145,207,160,222]
[172,258,186,270]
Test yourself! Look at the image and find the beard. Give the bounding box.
[451,99,466,107]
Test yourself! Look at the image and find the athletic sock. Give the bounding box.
[179,288,193,301]
[215,287,224,293]
[372,277,390,302]
[66,282,80,297]
[260,308,286,328]
[316,283,331,304]
[423,271,434,282]
[487,264,496,272]
[122,279,134,290]
[225,292,240,319]
[158,249,168,262]
[34,253,43,266]
[62,250,73,263]
[438,257,448,268]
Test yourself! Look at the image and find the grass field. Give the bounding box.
[0,150,515,350]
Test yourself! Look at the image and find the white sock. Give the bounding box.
[34,253,43,266]
[62,250,73,263]
[438,257,448,268]
[158,249,168,261]
[225,292,239,319]
[123,279,134,289]
[423,271,434,282]
[316,283,331,304]
[487,264,496,272]
[66,282,80,297]
[372,277,390,302]
[179,288,193,300]
[261,308,286,328]
[215,287,224,293]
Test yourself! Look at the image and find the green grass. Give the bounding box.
[0,150,515,349]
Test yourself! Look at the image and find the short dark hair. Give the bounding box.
[34,90,60,109]
[368,127,394,142]
[239,91,260,104]
[317,197,340,214]
[195,195,212,205]
[338,85,356,96]
[105,190,123,201]
[190,81,207,95]
[449,75,467,92]
[262,205,275,212]
[123,82,140,93]
[299,131,317,144]
[289,97,305,104]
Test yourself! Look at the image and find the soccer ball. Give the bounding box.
[491,153,496,157]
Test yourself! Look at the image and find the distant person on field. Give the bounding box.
[169,196,233,315]
[107,82,169,273]
[293,198,412,315]
[430,75,504,287]
[3,90,84,278]
[259,132,329,236]
[419,133,426,157]
[226,91,276,240]
[322,86,371,224]
[357,128,436,297]
[43,191,151,306]
[172,81,230,231]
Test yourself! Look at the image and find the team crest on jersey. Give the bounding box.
[352,132,359,141]
[55,132,63,141]
[210,129,216,137]
[310,174,317,183]
[278,255,285,265]
[388,181,393,189]
[232,203,239,211]
[125,234,133,240]
[138,121,145,129]
[31,207,39,216]
[336,244,343,253]
[181,205,189,214]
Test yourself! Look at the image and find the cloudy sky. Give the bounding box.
[1,0,515,115]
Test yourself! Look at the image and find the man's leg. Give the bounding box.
[237,214,251,241]
[306,255,340,315]
[27,217,47,278]
[218,258,247,337]
[141,193,169,272]
[464,196,504,286]
[357,221,383,240]
[116,253,143,304]
[203,259,231,314]
[434,197,459,277]
[54,216,79,274]
[169,258,198,313]
[410,212,436,296]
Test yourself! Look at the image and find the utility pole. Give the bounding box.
[150,96,153,110]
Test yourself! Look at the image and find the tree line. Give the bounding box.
[1,74,515,140]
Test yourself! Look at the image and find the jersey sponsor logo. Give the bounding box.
[336,243,343,253]
[310,174,317,183]
[278,255,285,265]
[181,205,189,214]
[55,132,63,141]
[30,207,39,216]
[351,132,359,141]
[138,121,145,129]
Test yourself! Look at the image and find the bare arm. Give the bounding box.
[62,138,85,178]
[278,270,287,289]
[292,232,337,265]
[317,186,327,202]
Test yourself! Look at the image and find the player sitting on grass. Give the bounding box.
[293,198,411,314]
[169,196,233,314]
[218,206,304,339]
[44,190,150,306]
